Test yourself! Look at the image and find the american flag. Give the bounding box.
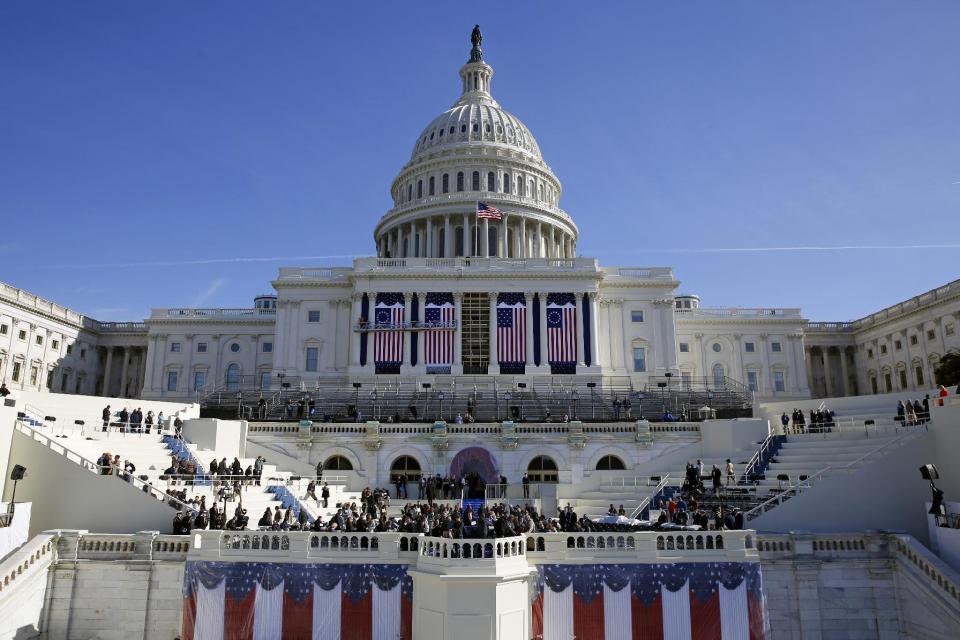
[546,293,577,365]
[374,292,404,365]
[477,201,503,220]
[497,293,526,365]
[424,292,454,371]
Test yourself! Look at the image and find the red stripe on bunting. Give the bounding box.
[631,593,663,640]
[180,594,196,640]
[401,592,413,640]
[574,593,605,640]
[224,591,255,640]
[690,591,721,640]
[341,591,373,640]
[748,592,766,640]
[531,592,544,639]
[282,592,313,640]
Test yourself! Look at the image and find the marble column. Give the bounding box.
[499,218,507,258]
[402,292,413,372]
[453,292,463,374]
[350,294,362,367]
[536,222,543,258]
[482,218,490,258]
[822,348,834,398]
[102,347,114,396]
[425,218,434,258]
[488,292,499,374]
[444,215,452,258]
[538,292,549,370]
[549,227,556,258]
[575,293,585,367]
[588,293,599,369]
[840,348,851,397]
[519,218,527,258]
[805,347,815,395]
[524,293,535,368]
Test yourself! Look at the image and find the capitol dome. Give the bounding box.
[374,28,577,261]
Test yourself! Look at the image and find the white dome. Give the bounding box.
[410,102,543,162]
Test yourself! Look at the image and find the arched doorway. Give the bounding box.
[527,456,558,483]
[595,455,626,471]
[324,455,353,471]
[390,455,422,482]
[712,363,725,389]
[449,446,499,483]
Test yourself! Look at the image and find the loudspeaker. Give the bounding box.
[10,465,26,481]
[920,464,940,481]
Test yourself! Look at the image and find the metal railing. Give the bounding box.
[630,475,672,521]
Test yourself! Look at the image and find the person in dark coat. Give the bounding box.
[321,483,330,509]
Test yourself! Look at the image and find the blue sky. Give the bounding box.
[1,2,957,322]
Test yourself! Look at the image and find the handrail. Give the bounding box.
[14,417,197,514]
[0,533,57,596]
[21,403,179,438]
[745,425,925,520]
[630,475,671,521]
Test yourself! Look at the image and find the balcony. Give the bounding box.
[150,308,277,319]
[380,191,574,227]
[675,307,803,320]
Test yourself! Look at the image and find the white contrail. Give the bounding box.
[39,254,363,269]
[604,243,960,255]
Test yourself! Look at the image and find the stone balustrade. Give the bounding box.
[0,534,56,595]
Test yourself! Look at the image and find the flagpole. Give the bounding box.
[475,201,479,258]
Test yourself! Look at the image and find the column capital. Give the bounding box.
[453,291,464,302]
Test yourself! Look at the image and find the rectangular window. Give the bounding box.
[771,342,782,353]
[679,342,689,353]
[35,335,43,346]
[894,340,902,350]
[880,344,888,355]
[305,347,319,372]
[261,372,271,390]
[916,366,924,387]
[884,373,892,393]
[632,347,646,373]
[746,371,758,392]
[947,324,956,336]
[18,330,26,341]
[0,324,7,335]
[867,348,874,358]
[193,371,206,392]
[871,377,878,394]
[166,371,178,392]
[66,344,73,354]
[773,371,785,392]
[927,329,936,341]
[52,339,59,350]
[899,369,908,389]
[262,342,273,353]
[11,361,21,382]
[744,342,755,353]
[170,342,181,353]
[30,366,39,386]
[80,349,86,360]
[308,310,321,323]
[910,335,918,345]
[197,342,208,353]
[630,310,644,323]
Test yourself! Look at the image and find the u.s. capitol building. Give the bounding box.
[1,34,957,405]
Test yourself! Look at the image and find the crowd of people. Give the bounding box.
[99,404,183,436]
[897,396,933,426]
[780,407,835,434]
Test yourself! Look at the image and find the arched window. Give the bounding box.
[596,455,626,471]
[529,180,535,198]
[527,456,558,483]
[225,364,240,392]
[456,172,464,192]
[503,173,510,194]
[438,228,446,258]
[442,174,449,194]
[472,171,480,191]
[390,456,422,481]
[407,184,412,201]
[429,176,435,196]
[487,172,495,191]
[488,226,498,257]
[538,183,543,200]
[712,363,725,389]
[324,455,353,471]
[417,180,423,198]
